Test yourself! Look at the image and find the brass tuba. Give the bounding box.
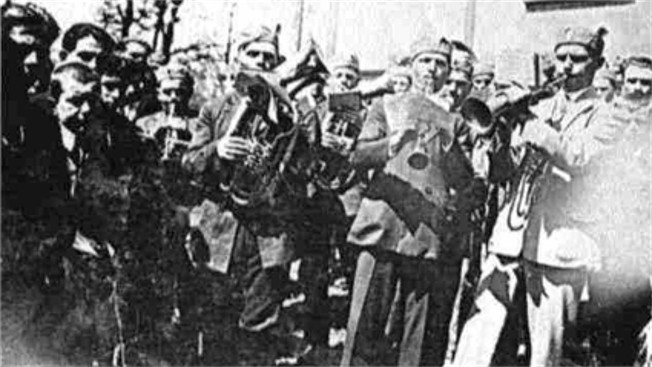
[219,71,300,207]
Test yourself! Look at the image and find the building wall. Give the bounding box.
[21,0,652,85]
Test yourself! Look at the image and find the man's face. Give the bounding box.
[124,42,149,65]
[157,78,191,111]
[238,41,278,72]
[66,35,106,71]
[472,74,494,91]
[554,44,598,92]
[622,65,652,102]
[439,70,472,110]
[55,76,100,134]
[330,66,360,91]
[412,52,450,93]
[100,74,125,110]
[391,75,411,93]
[592,76,614,100]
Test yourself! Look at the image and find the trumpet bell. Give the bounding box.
[407,148,429,170]
[460,97,493,129]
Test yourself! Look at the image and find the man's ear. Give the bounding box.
[59,50,68,62]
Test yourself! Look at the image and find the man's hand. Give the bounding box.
[321,132,354,155]
[388,127,418,157]
[216,136,252,161]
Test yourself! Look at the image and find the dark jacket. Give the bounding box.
[182,91,301,272]
[347,93,483,263]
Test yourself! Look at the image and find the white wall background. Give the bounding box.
[20,0,652,83]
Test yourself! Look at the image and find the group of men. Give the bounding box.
[2,2,651,366]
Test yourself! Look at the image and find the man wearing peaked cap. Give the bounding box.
[472,62,495,93]
[407,35,453,100]
[593,66,617,102]
[235,25,283,72]
[436,60,473,112]
[454,25,619,367]
[341,31,483,366]
[388,65,412,94]
[183,23,304,364]
[328,53,361,92]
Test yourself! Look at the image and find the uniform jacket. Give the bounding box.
[182,91,298,273]
[493,87,623,268]
[347,92,481,263]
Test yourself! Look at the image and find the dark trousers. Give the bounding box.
[231,224,289,332]
[341,249,461,366]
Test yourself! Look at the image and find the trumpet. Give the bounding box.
[460,75,567,132]
[159,104,192,161]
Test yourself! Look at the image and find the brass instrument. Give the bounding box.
[159,104,192,161]
[219,72,299,207]
[406,121,440,170]
[460,75,567,133]
[314,91,364,191]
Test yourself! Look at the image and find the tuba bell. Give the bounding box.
[219,71,300,208]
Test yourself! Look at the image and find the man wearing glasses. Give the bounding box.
[453,26,618,366]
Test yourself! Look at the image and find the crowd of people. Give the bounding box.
[2,2,651,366]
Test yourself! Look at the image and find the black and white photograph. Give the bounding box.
[1,0,651,365]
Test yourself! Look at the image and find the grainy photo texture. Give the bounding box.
[1,1,651,366]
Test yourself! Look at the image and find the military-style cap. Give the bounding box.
[409,35,452,62]
[237,25,280,55]
[625,55,652,71]
[555,26,608,57]
[329,53,360,74]
[473,62,495,78]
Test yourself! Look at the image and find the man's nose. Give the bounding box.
[86,58,97,70]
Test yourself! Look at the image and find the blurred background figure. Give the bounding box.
[60,23,115,71]
[471,62,495,94]
[451,39,477,68]
[388,65,412,94]
[593,66,618,102]
[436,60,473,112]
[137,61,197,160]
[116,38,159,121]
[618,55,652,109]
[327,53,361,93]
[98,54,128,113]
